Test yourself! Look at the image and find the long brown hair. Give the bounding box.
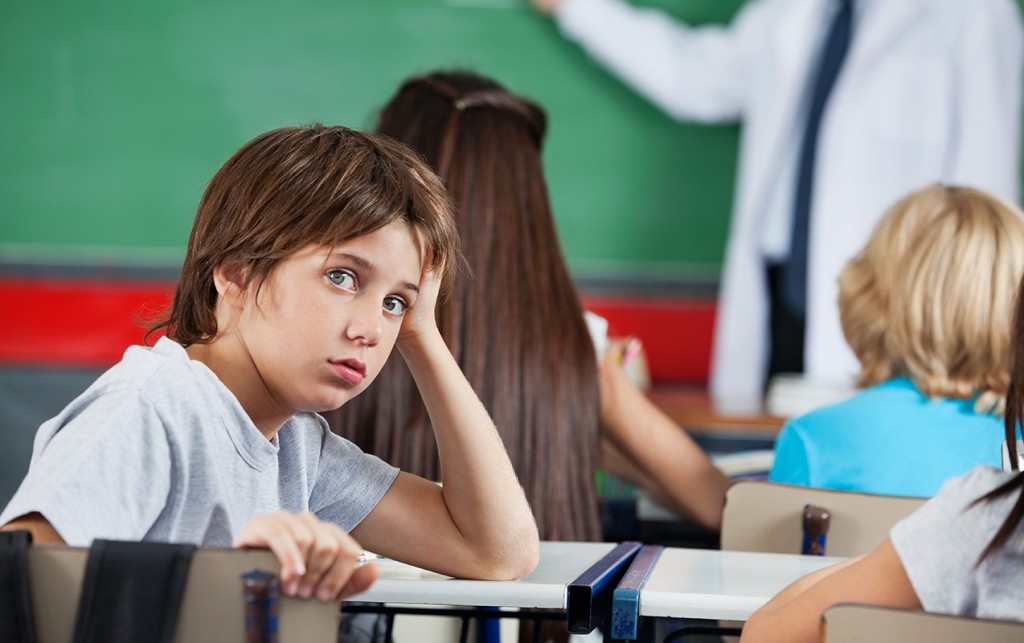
[976,274,1024,562]
[149,124,459,345]
[328,71,602,541]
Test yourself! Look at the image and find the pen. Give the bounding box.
[618,337,642,367]
[356,551,385,567]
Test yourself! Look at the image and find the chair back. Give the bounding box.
[721,480,925,556]
[27,545,338,643]
[823,603,1024,642]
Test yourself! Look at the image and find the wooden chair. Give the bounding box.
[663,482,927,643]
[27,545,338,643]
[823,603,1024,642]
[721,480,925,557]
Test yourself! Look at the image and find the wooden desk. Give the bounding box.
[611,546,846,638]
[646,386,784,438]
[646,386,784,465]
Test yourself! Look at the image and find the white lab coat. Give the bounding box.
[555,0,1023,412]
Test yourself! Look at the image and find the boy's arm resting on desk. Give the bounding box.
[597,348,730,531]
[740,538,920,643]
[352,268,539,581]
[1,512,66,544]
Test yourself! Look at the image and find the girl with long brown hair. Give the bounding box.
[329,71,728,540]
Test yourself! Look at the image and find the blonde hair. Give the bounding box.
[839,184,1024,415]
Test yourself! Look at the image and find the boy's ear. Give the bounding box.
[212,260,249,307]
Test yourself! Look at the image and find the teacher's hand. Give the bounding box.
[530,0,565,17]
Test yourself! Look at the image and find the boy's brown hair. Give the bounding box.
[150,124,460,346]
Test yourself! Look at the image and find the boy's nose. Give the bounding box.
[346,307,384,346]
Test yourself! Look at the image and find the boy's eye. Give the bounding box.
[327,269,356,290]
[383,296,409,316]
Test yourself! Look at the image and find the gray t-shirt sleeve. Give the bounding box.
[1,390,172,546]
[306,420,399,532]
[890,466,1014,617]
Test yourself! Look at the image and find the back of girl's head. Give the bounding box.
[839,184,1024,413]
[335,71,602,541]
[152,124,459,345]
[375,71,548,281]
[376,70,545,173]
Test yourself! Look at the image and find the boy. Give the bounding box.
[0,125,539,602]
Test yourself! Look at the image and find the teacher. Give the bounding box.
[532,0,1024,411]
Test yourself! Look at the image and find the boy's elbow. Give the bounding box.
[507,527,541,578]
[473,523,540,580]
[491,524,540,581]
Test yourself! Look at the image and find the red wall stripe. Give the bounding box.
[0,278,716,382]
[0,278,174,368]
[583,296,716,383]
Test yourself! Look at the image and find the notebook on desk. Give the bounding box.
[713,449,775,480]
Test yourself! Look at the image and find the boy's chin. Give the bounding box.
[315,386,370,413]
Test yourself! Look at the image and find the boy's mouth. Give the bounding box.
[330,358,366,386]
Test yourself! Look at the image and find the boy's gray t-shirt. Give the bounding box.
[891,465,1024,622]
[0,338,399,546]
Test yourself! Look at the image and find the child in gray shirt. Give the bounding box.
[891,465,1024,621]
[0,124,540,603]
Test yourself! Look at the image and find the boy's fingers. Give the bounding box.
[235,512,313,597]
[233,512,371,601]
[313,543,369,602]
[276,513,317,593]
[296,514,360,599]
[336,562,381,601]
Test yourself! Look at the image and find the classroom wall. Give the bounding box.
[0,0,743,507]
[0,0,745,282]
[4,0,1024,506]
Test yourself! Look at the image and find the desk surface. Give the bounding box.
[639,548,845,621]
[352,541,618,610]
[647,386,784,437]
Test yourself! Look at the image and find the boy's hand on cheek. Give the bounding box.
[397,264,443,349]
[234,511,379,602]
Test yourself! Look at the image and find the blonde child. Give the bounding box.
[742,254,1024,642]
[770,184,1024,496]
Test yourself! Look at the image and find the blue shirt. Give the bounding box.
[769,378,1005,497]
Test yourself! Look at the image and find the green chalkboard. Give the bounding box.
[0,0,745,280]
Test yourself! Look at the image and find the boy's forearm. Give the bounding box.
[398,330,540,577]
